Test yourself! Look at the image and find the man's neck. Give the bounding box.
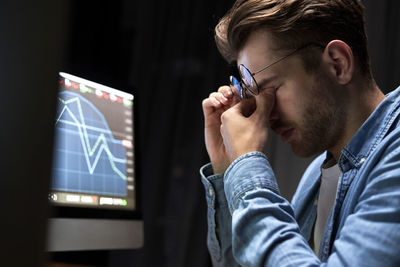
[322,152,338,168]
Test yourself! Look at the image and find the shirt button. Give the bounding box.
[359,158,366,164]
[208,188,214,196]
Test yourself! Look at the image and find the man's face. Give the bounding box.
[237,30,346,157]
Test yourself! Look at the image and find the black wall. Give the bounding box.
[0,1,68,266]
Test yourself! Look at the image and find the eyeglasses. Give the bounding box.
[230,42,323,99]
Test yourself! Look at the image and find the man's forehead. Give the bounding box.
[237,30,279,72]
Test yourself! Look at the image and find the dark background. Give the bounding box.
[1,0,399,266]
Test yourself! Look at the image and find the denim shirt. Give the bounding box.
[200,86,400,266]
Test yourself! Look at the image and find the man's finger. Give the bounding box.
[253,89,275,121]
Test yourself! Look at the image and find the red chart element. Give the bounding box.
[121,139,133,148]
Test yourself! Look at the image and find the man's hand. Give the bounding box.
[202,86,240,174]
[220,89,275,163]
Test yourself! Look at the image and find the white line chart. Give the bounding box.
[52,91,128,196]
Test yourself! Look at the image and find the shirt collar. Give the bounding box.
[339,86,400,172]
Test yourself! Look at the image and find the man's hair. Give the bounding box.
[215,0,371,76]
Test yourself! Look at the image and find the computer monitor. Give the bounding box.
[47,72,143,251]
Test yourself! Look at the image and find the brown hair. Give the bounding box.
[215,0,371,76]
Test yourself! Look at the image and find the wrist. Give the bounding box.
[211,160,229,175]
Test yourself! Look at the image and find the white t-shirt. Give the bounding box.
[314,163,341,255]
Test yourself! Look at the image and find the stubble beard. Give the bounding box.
[290,74,346,158]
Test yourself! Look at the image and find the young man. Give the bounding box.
[200,0,400,266]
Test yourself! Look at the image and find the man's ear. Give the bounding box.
[321,40,354,84]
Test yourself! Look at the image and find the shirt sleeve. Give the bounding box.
[223,151,400,267]
[224,152,320,266]
[200,163,241,267]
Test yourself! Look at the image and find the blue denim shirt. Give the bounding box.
[200,86,400,266]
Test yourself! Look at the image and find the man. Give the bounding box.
[200,0,400,266]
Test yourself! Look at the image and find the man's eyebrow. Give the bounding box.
[257,75,278,88]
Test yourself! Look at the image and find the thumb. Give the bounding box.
[253,89,275,121]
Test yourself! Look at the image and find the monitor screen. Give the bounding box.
[50,72,136,212]
[47,73,143,252]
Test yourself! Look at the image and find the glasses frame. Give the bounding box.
[230,42,324,99]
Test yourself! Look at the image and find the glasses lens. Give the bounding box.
[230,76,242,97]
[239,65,258,95]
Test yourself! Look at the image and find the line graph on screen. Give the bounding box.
[52,91,127,197]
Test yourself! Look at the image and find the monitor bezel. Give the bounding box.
[49,72,142,221]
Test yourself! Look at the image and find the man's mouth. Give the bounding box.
[280,128,294,142]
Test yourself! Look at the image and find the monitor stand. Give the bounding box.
[47,218,144,251]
